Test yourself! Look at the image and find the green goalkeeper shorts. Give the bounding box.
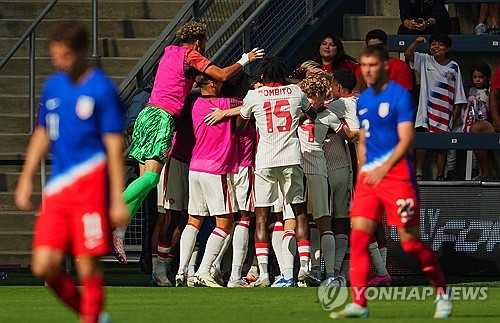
[129,106,175,164]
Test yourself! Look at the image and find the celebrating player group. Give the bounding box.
[15,20,452,322]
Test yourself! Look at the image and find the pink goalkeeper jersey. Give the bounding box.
[190,96,239,175]
[237,123,255,167]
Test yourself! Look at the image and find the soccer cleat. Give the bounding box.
[0,272,7,282]
[475,23,489,35]
[194,272,223,288]
[187,276,196,287]
[329,303,369,319]
[153,272,173,287]
[298,269,321,287]
[227,278,249,288]
[245,266,259,283]
[368,273,392,286]
[210,265,225,286]
[98,312,112,323]
[321,275,347,288]
[271,276,294,287]
[175,269,187,287]
[311,266,323,281]
[434,292,453,318]
[248,277,270,288]
[111,231,127,265]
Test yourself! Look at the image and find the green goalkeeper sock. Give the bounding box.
[123,171,160,221]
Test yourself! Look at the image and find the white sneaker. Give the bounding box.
[227,278,249,288]
[475,23,489,35]
[194,272,223,288]
[329,303,369,319]
[245,266,259,283]
[210,265,224,286]
[153,272,173,287]
[175,269,187,287]
[434,292,452,318]
[248,277,270,288]
[98,312,112,323]
[186,276,196,287]
[321,275,347,287]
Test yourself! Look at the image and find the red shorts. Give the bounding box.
[350,160,420,227]
[33,164,110,256]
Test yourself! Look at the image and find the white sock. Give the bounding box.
[297,240,311,273]
[379,246,388,266]
[321,231,335,276]
[369,241,388,276]
[213,229,232,271]
[230,217,250,281]
[115,226,127,240]
[188,243,199,276]
[179,224,199,273]
[255,242,269,280]
[309,222,321,269]
[152,255,159,274]
[282,230,296,280]
[334,234,349,272]
[197,227,229,275]
[270,221,284,273]
[157,242,170,262]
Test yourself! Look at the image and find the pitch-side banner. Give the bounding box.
[385,182,500,276]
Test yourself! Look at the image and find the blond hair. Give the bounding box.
[176,21,207,44]
[300,75,331,98]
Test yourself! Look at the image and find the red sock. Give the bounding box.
[46,270,81,313]
[80,276,104,323]
[401,239,447,294]
[349,230,371,307]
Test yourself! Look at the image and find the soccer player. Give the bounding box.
[294,75,357,287]
[175,74,241,288]
[112,21,264,263]
[330,45,451,319]
[236,57,323,287]
[14,21,127,323]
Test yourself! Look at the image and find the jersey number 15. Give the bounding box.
[264,100,292,133]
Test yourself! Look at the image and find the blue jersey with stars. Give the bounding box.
[38,69,125,195]
[357,81,415,172]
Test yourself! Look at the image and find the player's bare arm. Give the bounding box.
[204,48,264,81]
[204,105,242,126]
[404,36,426,63]
[236,114,250,130]
[15,127,51,211]
[364,121,414,186]
[103,133,129,228]
[339,126,359,142]
[356,129,367,179]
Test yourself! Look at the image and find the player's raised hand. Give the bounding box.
[14,177,33,211]
[109,198,129,228]
[204,108,226,126]
[416,36,427,45]
[248,47,265,62]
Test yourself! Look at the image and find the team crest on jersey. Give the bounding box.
[378,102,390,118]
[76,95,95,120]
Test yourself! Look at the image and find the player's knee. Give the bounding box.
[400,239,424,256]
[31,260,55,280]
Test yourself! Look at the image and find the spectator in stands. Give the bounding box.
[311,34,359,76]
[475,3,500,35]
[470,64,500,180]
[355,29,414,92]
[405,34,466,180]
[398,0,452,35]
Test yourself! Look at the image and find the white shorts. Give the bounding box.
[157,157,189,213]
[254,165,305,208]
[305,173,330,220]
[269,189,295,220]
[233,166,254,212]
[188,171,237,216]
[327,166,352,219]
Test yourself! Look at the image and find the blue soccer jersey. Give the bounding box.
[357,81,415,172]
[38,69,125,194]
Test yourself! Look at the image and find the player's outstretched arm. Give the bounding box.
[15,127,50,211]
[404,36,426,63]
[204,48,265,82]
[204,106,242,126]
[103,133,129,228]
[364,121,414,186]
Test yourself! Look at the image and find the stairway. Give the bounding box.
[0,0,185,267]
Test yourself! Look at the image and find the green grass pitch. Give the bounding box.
[1,284,500,322]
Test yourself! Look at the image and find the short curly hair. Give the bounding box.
[176,21,207,44]
[300,74,331,98]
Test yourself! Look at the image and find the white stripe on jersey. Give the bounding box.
[241,84,311,170]
[298,108,342,175]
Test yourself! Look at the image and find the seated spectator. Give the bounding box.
[311,34,359,76]
[398,0,452,35]
[475,3,500,35]
[404,34,467,180]
[470,63,500,180]
[355,29,414,92]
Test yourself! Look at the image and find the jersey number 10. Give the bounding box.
[264,100,292,133]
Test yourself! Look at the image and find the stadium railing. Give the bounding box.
[387,35,500,53]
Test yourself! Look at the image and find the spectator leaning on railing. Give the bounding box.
[398,0,452,35]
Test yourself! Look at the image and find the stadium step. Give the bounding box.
[0,231,33,251]
[0,192,41,212]
[0,251,31,267]
[0,172,42,192]
[343,15,400,40]
[0,114,30,134]
[0,212,36,232]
